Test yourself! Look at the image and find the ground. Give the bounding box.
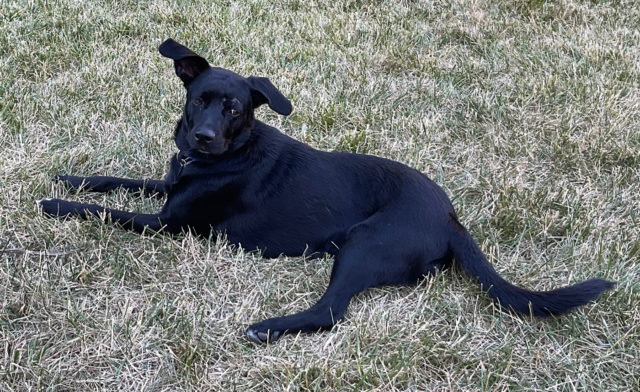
[0,0,638,391]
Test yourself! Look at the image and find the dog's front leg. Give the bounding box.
[56,175,166,198]
[38,198,169,234]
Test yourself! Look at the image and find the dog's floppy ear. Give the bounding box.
[246,76,293,116]
[159,39,210,86]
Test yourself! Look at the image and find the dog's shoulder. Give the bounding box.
[249,121,315,160]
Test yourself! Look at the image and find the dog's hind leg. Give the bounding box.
[245,213,444,344]
[245,247,375,343]
[56,175,166,198]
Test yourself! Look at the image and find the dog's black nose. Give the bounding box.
[194,130,215,144]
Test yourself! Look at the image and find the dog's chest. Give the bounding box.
[161,155,251,227]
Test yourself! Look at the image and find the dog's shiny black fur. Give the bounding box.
[40,39,614,343]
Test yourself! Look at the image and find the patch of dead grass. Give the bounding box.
[1,0,638,390]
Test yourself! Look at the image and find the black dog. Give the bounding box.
[39,39,614,343]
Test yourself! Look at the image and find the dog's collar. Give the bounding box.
[175,150,213,166]
[172,150,218,181]
[177,151,194,167]
[172,151,203,181]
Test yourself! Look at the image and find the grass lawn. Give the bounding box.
[1,0,638,390]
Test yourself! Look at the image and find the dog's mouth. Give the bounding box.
[188,139,229,156]
[190,142,229,157]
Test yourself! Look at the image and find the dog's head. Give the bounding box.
[159,39,292,156]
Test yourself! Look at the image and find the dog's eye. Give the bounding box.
[229,108,240,116]
[192,98,203,106]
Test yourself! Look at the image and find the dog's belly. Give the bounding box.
[217,207,357,258]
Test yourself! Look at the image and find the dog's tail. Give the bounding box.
[447,213,614,316]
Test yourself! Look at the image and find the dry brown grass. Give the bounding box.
[1,0,638,390]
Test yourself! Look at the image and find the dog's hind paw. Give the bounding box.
[36,198,53,206]
[245,327,282,344]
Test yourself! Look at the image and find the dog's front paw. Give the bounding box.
[37,198,89,218]
[54,175,86,190]
[245,321,284,344]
